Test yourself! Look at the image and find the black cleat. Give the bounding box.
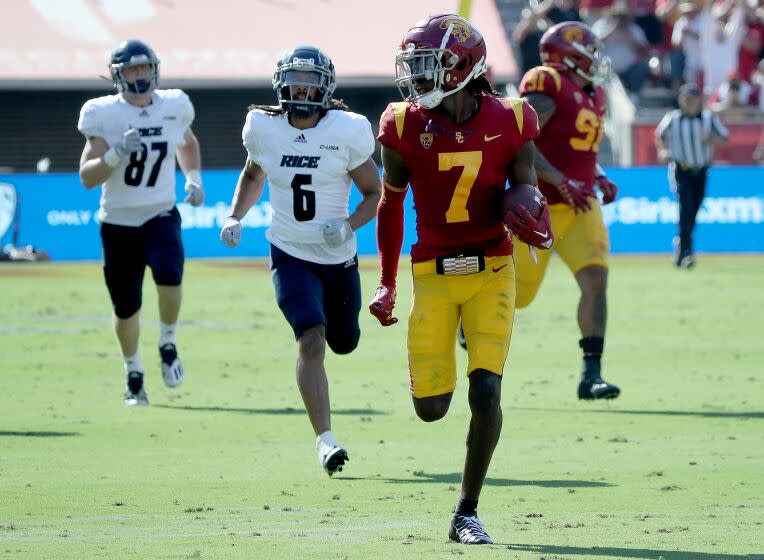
[449,514,494,544]
[578,377,620,399]
[457,322,467,350]
[578,357,620,400]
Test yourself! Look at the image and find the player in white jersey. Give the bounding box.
[219,45,381,476]
[77,40,205,406]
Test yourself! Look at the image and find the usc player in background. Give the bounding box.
[516,21,621,400]
[369,13,553,544]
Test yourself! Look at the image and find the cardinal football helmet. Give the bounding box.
[273,45,336,118]
[540,22,610,85]
[395,13,487,109]
[109,40,160,95]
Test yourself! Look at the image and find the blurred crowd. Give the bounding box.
[513,0,764,114]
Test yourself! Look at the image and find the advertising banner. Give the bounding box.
[1,167,762,261]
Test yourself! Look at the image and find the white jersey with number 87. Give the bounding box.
[77,89,194,226]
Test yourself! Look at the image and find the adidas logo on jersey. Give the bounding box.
[294,133,307,143]
[139,109,149,117]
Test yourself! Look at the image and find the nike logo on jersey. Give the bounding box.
[294,133,307,143]
[533,230,549,238]
[492,264,508,273]
[484,134,502,142]
[280,155,320,168]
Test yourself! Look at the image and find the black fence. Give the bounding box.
[0,85,400,173]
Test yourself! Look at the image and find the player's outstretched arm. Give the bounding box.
[220,158,266,248]
[177,128,205,206]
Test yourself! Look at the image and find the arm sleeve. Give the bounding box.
[77,101,103,139]
[347,116,375,171]
[376,182,407,287]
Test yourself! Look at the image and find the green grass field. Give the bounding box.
[1,255,762,560]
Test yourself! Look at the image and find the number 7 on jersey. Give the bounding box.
[439,151,483,223]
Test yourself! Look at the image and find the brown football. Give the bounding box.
[501,183,543,222]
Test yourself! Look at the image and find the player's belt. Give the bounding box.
[427,252,486,276]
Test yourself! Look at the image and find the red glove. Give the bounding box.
[595,175,618,204]
[557,176,594,213]
[505,200,554,249]
[369,284,398,326]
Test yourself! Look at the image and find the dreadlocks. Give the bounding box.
[466,74,502,98]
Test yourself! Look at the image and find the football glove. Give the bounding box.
[220,216,242,248]
[114,128,142,159]
[595,175,618,205]
[323,218,352,248]
[369,284,398,326]
[505,200,554,250]
[557,176,594,213]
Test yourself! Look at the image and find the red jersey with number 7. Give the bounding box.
[377,95,539,263]
[519,66,607,205]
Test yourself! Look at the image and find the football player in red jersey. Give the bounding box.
[516,21,621,400]
[369,13,553,545]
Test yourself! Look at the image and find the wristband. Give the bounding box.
[227,215,241,222]
[102,148,122,168]
[186,169,203,186]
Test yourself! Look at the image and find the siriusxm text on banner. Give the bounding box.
[0,167,762,261]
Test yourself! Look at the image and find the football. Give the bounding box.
[501,183,543,222]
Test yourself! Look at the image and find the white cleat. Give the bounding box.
[317,440,349,476]
[159,343,184,388]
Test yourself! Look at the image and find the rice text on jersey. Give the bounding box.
[280,155,321,168]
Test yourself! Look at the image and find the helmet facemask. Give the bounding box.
[566,41,611,85]
[273,56,336,118]
[111,56,159,95]
[395,41,486,108]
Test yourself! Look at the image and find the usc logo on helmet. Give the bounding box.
[562,27,584,45]
[440,19,472,43]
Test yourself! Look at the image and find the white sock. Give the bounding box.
[123,352,143,374]
[316,430,338,451]
[159,321,177,346]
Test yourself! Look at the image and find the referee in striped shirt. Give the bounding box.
[655,83,729,268]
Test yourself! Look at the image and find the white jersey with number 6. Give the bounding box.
[77,89,194,226]
[243,108,375,264]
